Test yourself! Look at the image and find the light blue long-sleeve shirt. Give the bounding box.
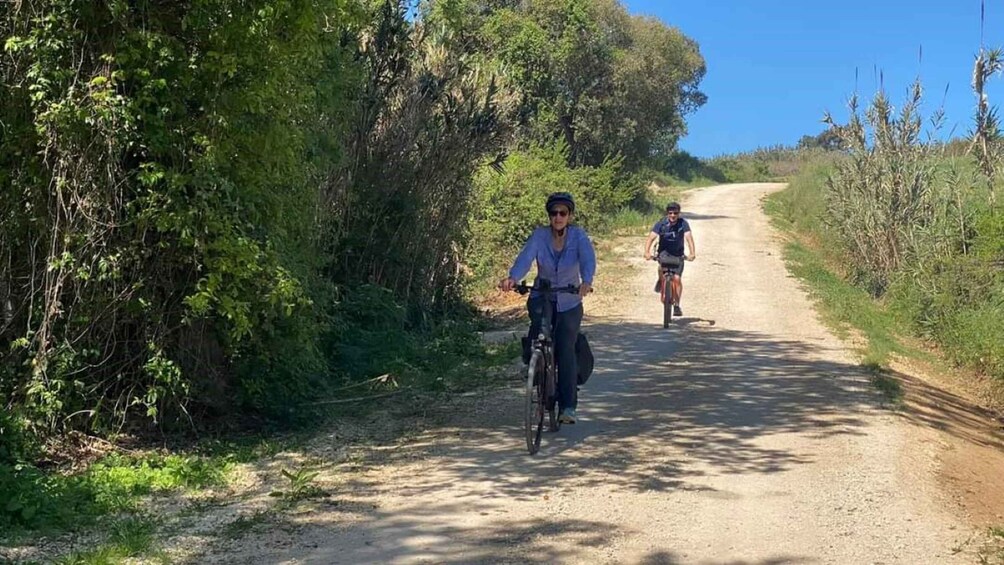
[508,225,597,312]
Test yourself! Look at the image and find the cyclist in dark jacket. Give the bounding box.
[644,201,696,316]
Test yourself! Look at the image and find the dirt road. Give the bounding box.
[214,183,979,564]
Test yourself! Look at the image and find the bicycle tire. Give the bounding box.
[661,274,671,328]
[544,351,561,432]
[525,350,545,454]
[548,394,560,432]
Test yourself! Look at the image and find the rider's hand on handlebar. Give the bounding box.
[499,277,517,292]
[643,253,652,261]
[687,254,696,262]
[579,282,593,297]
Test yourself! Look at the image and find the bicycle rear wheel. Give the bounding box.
[525,350,545,454]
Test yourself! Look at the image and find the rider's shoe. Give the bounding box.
[673,305,683,317]
[559,408,577,424]
[654,279,661,293]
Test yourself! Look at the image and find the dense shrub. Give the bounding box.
[466,142,642,286]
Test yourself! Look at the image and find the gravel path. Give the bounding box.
[208,183,974,564]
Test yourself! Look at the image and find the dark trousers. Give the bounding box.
[527,296,583,411]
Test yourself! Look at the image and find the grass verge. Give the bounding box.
[2,326,521,561]
[1,453,228,542]
[0,434,292,557]
[980,526,1004,564]
[764,180,924,405]
[51,516,164,565]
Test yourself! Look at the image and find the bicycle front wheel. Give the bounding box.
[661,274,671,328]
[546,359,561,432]
[525,350,545,454]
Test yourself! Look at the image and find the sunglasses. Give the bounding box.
[549,210,569,217]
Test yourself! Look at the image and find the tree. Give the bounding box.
[478,0,705,167]
[797,129,845,151]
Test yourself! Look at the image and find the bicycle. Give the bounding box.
[649,253,690,328]
[514,279,580,455]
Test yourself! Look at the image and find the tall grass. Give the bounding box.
[773,70,1004,385]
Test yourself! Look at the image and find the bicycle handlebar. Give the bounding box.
[514,281,580,296]
[648,255,693,262]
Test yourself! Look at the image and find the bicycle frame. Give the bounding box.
[649,255,686,327]
[516,279,579,453]
[521,280,576,399]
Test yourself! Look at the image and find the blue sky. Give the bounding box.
[623,0,1000,157]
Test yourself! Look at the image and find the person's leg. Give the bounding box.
[671,274,683,305]
[527,296,545,337]
[671,260,686,305]
[554,303,583,415]
[657,266,666,303]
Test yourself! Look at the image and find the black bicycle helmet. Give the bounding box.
[546,192,576,213]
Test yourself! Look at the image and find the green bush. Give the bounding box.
[776,134,1004,383]
[766,156,833,234]
[0,403,33,467]
[1,0,355,435]
[466,142,642,288]
[659,150,727,185]
[0,452,230,537]
[318,284,497,397]
[940,299,1004,377]
[884,206,1004,375]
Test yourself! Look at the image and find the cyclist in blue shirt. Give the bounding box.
[644,201,696,316]
[500,192,596,424]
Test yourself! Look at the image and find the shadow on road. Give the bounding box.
[885,367,1004,450]
[680,213,734,221]
[350,318,875,499]
[210,318,874,563]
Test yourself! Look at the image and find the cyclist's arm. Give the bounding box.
[684,230,696,260]
[579,231,596,285]
[507,230,538,282]
[644,232,658,259]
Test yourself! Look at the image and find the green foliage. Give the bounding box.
[766,157,836,234]
[466,142,641,286]
[658,150,726,185]
[797,129,844,151]
[324,1,512,314]
[647,145,831,190]
[822,83,947,294]
[0,452,230,537]
[0,403,34,467]
[53,515,161,565]
[770,105,1004,384]
[1,0,359,435]
[706,145,831,183]
[478,0,706,166]
[324,284,500,395]
[270,466,324,504]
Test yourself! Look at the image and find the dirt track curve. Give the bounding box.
[214,183,984,564]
